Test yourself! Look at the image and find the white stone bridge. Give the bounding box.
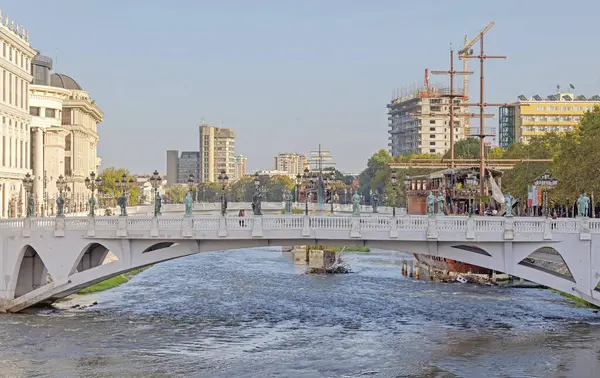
[1,214,599,312]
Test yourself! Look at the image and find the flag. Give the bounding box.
[570,84,575,90]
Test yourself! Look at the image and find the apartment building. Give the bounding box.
[199,124,236,182]
[387,86,468,156]
[273,153,307,176]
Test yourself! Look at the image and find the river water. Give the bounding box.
[1,248,600,378]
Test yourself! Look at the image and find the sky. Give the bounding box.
[5,0,600,174]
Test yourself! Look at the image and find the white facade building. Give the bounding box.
[0,14,36,218]
[28,53,103,215]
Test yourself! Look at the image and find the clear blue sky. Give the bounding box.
[5,0,600,174]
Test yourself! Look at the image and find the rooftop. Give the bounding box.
[51,73,82,90]
[516,92,600,102]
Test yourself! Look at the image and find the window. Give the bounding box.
[429,141,436,146]
[430,134,436,138]
[62,109,71,125]
[45,108,56,118]
[30,107,40,116]
[429,120,436,125]
[430,149,436,153]
[429,127,436,132]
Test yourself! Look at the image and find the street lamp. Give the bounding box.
[535,171,558,217]
[302,167,310,215]
[326,174,334,214]
[295,173,301,203]
[187,174,195,193]
[149,170,162,216]
[38,170,52,217]
[23,173,34,217]
[218,169,229,216]
[391,169,398,217]
[56,174,67,216]
[84,172,102,217]
[404,174,411,213]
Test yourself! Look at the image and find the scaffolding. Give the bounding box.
[499,106,516,149]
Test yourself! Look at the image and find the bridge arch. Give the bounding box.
[12,245,50,298]
[70,242,111,275]
[518,246,575,283]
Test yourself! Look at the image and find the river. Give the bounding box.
[1,248,599,377]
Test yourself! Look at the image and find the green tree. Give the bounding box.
[229,177,254,202]
[358,149,393,196]
[165,185,188,204]
[98,167,140,206]
[197,181,221,202]
[264,175,294,201]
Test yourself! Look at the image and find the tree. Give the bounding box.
[358,149,393,198]
[165,185,187,204]
[264,175,294,202]
[229,177,254,202]
[98,167,139,206]
[196,181,222,202]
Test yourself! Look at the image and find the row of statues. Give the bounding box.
[0,11,29,41]
[426,192,446,216]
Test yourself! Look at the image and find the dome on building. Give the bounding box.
[50,73,82,90]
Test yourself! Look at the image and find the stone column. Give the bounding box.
[33,128,44,214]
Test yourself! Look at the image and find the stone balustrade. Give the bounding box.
[12,215,600,242]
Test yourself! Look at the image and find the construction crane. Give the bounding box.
[458,21,495,57]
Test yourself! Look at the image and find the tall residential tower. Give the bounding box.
[199,123,236,182]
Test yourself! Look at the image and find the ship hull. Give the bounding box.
[414,254,491,275]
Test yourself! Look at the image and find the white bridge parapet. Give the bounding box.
[0,214,599,313]
[10,214,599,240]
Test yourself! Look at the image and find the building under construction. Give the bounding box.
[387,71,469,157]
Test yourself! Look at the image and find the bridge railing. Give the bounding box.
[11,214,600,241]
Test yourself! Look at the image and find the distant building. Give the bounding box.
[387,84,468,156]
[165,150,200,185]
[254,169,295,179]
[500,90,600,148]
[199,123,236,182]
[273,153,307,177]
[233,155,247,182]
[166,150,178,184]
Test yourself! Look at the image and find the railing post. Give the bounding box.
[389,216,398,238]
[350,216,361,238]
[252,216,263,237]
[23,218,31,238]
[54,216,65,237]
[87,217,96,237]
[580,218,591,241]
[426,217,438,240]
[302,215,311,237]
[543,218,552,240]
[150,217,159,237]
[466,216,475,240]
[503,217,514,240]
[117,217,127,237]
[218,215,227,237]
[182,216,193,238]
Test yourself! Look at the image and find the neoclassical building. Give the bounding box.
[29,55,103,215]
[0,14,36,218]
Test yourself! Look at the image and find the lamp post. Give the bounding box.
[391,169,398,217]
[218,169,229,216]
[535,171,558,217]
[302,167,310,215]
[84,172,102,217]
[56,174,67,217]
[295,173,301,203]
[149,170,162,217]
[404,174,411,213]
[38,170,52,217]
[326,174,334,214]
[22,173,34,217]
